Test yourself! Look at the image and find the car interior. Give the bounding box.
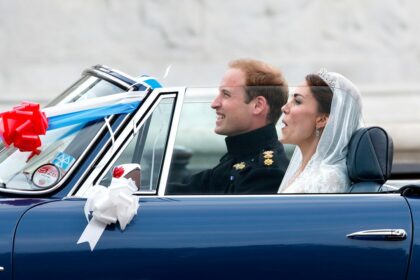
[97,89,403,195]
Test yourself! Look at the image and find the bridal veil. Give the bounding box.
[278,70,363,193]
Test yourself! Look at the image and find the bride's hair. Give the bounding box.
[305,74,333,115]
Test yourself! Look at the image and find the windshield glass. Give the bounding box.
[0,72,128,193]
[0,121,104,191]
[47,75,126,106]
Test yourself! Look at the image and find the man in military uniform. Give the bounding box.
[168,59,289,194]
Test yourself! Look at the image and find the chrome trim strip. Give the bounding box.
[67,94,148,196]
[158,88,186,197]
[72,88,183,197]
[66,114,132,196]
[347,229,407,241]
[70,192,404,199]
[92,64,140,82]
[0,266,4,272]
[83,69,132,89]
[160,193,403,198]
[68,110,141,197]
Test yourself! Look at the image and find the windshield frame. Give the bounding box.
[0,66,138,196]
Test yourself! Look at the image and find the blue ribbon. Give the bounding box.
[141,77,162,89]
[46,75,161,131]
[47,101,141,130]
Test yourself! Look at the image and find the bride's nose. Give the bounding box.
[281,103,289,114]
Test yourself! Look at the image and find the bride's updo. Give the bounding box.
[305,74,333,115]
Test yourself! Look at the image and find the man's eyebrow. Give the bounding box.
[292,93,304,98]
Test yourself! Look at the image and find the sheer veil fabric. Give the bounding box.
[278,71,363,193]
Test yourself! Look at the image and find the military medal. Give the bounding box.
[233,162,246,170]
[263,150,274,166]
[264,158,274,166]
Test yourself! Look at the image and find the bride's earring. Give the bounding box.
[315,128,320,137]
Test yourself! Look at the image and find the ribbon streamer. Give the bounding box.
[0,72,163,153]
[0,91,147,153]
[77,177,139,251]
[44,92,146,129]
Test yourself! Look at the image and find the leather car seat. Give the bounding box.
[347,127,393,192]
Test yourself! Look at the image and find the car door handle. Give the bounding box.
[346,229,407,241]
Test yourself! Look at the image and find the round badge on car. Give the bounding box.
[32,164,61,188]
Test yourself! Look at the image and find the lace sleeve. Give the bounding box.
[281,163,350,193]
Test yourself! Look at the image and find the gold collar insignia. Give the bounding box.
[233,162,246,170]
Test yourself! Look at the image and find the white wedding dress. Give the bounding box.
[278,70,363,194]
[280,159,350,193]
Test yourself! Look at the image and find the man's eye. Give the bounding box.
[294,99,302,105]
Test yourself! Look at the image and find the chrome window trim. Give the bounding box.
[63,192,403,200]
[162,193,403,198]
[67,113,136,197]
[83,69,132,90]
[97,66,140,83]
[63,113,134,196]
[70,87,184,198]
[157,88,186,196]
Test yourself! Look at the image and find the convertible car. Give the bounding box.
[1,65,420,279]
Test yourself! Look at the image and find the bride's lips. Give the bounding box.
[281,119,288,129]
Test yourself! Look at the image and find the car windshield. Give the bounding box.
[47,74,126,106]
[0,72,129,193]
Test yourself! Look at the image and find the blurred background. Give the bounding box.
[1,0,420,166]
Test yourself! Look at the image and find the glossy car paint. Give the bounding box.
[403,195,420,280]
[0,199,51,279]
[13,194,411,279]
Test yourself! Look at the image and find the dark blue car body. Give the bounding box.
[1,65,420,279]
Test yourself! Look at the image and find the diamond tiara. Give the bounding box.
[317,68,336,89]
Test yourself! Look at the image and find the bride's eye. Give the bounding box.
[292,93,302,105]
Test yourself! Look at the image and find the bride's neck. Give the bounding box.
[283,137,321,191]
[298,137,320,170]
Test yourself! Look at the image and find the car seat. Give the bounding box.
[347,127,393,192]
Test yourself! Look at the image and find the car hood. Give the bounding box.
[0,198,51,278]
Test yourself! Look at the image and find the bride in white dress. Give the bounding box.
[278,70,363,193]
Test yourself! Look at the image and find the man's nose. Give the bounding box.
[211,95,221,109]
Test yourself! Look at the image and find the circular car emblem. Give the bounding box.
[32,164,61,188]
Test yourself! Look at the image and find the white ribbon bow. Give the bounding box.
[77,177,139,251]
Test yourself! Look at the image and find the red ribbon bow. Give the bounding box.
[0,102,48,153]
[112,166,125,178]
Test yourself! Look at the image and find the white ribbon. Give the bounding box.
[77,177,139,251]
[44,91,147,118]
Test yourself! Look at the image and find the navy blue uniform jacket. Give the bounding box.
[167,124,289,194]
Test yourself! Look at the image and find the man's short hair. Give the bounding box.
[229,59,288,124]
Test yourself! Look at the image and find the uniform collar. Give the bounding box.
[225,124,278,158]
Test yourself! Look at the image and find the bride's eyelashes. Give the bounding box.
[292,93,303,105]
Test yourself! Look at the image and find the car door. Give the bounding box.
[12,194,411,280]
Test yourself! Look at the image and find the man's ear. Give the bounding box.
[252,96,269,115]
[316,114,329,129]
